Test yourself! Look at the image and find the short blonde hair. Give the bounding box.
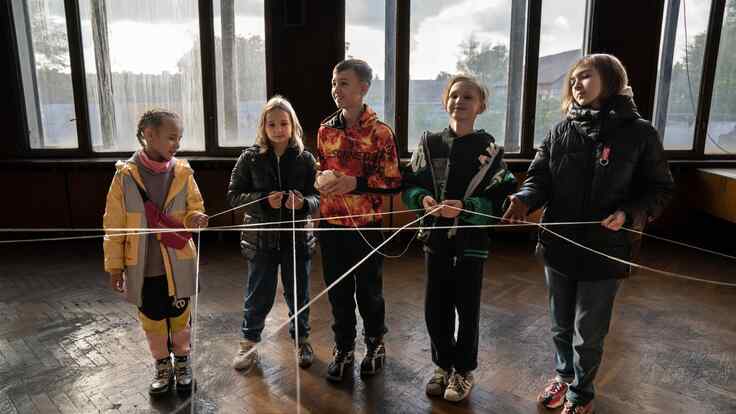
[561,53,629,114]
[441,74,489,114]
[255,95,304,154]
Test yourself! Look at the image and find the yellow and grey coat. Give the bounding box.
[103,158,205,307]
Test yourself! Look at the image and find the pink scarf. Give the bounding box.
[139,150,174,173]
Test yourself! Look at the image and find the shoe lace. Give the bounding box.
[155,362,171,380]
[299,343,312,357]
[545,380,565,396]
[175,360,190,376]
[563,401,587,414]
[448,373,470,392]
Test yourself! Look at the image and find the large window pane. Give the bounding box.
[533,0,585,147]
[706,0,736,154]
[214,0,267,147]
[655,0,713,150]
[79,0,205,152]
[408,1,514,151]
[12,0,78,149]
[346,1,388,124]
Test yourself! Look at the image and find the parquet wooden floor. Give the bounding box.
[0,235,734,413]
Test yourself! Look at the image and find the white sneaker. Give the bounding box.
[232,340,258,371]
[426,367,450,397]
[444,371,474,402]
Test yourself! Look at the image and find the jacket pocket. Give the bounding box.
[124,212,142,266]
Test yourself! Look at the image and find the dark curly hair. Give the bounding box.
[135,109,180,147]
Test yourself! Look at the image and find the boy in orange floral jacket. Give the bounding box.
[315,59,401,382]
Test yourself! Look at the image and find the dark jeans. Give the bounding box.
[241,251,311,342]
[319,223,387,350]
[425,251,484,373]
[545,266,621,405]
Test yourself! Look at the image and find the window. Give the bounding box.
[345,0,394,128]
[214,0,267,147]
[705,0,736,154]
[12,0,78,149]
[533,0,586,147]
[654,0,713,150]
[407,1,520,152]
[77,0,204,152]
[12,0,268,154]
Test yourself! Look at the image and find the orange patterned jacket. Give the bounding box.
[317,105,401,226]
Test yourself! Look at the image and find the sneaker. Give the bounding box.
[174,355,194,394]
[297,341,314,369]
[326,347,354,382]
[443,371,474,402]
[561,400,594,414]
[360,337,386,376]
[425,367,450,397]
[232,339,259,371]
[149,357,174,396]
[537,377,570,409]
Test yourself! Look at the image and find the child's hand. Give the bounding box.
[440,200,463,218]
[190,212,209,228]
[286,191,304,210]
[502,195,529,224]
[422,196,441,217]
[319,171,357,195]
[601,210,626,231]
[267,191,284,209]
[109,271,125,293]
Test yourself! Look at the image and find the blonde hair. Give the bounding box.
[255,95,304,154]
[561,53,629,114]
[441,74,489,114]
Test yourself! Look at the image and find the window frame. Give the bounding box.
[392,0,593,159]
[653,0,732,160]
[7,0,267,158]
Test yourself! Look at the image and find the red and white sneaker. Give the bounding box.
[537,377,569,409]
[561,400,593,414]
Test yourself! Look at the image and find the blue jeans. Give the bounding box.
[241,252,311,342]
[545,266,621,405]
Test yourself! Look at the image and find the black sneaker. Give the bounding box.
[360,337,386,377]
[174,355,194,394]
[149,357,174,396]
[297,341,314,369]
[326,347,354,382]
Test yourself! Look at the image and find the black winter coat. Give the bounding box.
[227,145,319,258]
[515,95,674,280]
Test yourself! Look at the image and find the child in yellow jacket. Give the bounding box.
[103,109,208,396]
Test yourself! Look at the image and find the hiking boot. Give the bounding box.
[326,347,354,382]
[149,357,174,396]
[425,367,451,397]
[561,400,594,414]
[232,339,258,371]
[174,355,193,394]
[360,337,386,376]
[444,371,474,402]
[297,340,314,369]
[537,377,570,409]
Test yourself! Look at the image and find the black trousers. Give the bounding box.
[425,250,484,372]
[319,223,387,350]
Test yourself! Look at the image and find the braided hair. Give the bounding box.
[135,109,181,147]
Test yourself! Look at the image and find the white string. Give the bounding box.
[340,196,418,259]
[209,194,272,219]
[444,205,736,288]
[291,192,301,414]
[232,206,444,363]
[191,230,202,414]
